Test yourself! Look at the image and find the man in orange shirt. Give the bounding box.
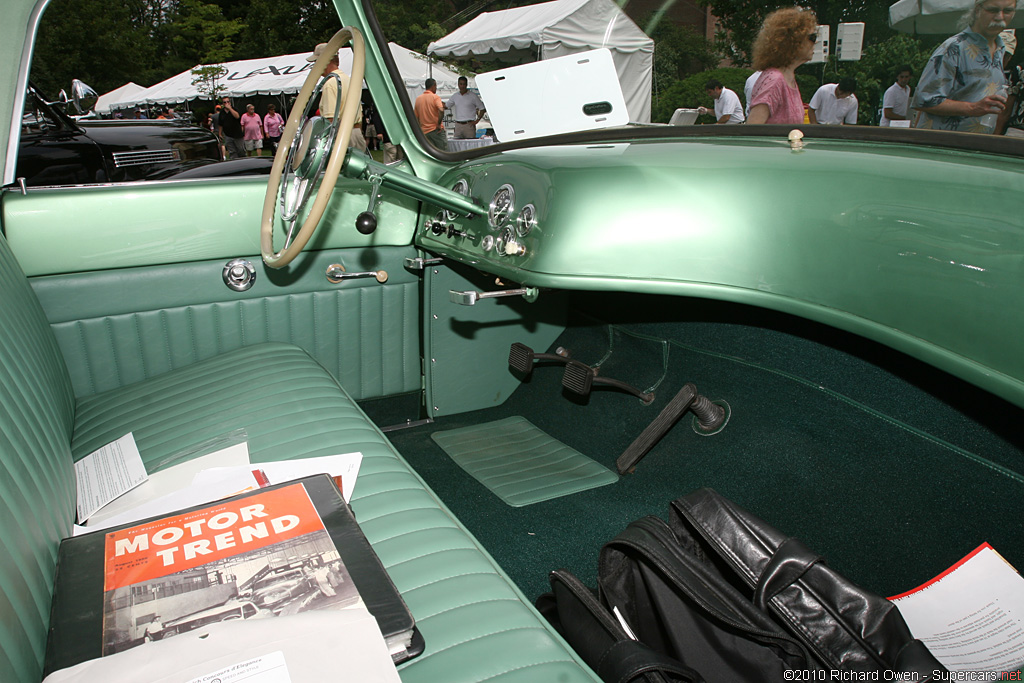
[414,78,446,150]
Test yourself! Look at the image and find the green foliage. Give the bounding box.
[373,0,451,54]
[653,67,752,124]
[191,65,230,100]
[654,67,820,124]
[32,0,158,97]
[822,34,939,125]
[697,0,899,66]
[234,0,340,59]
[165,0,244,66]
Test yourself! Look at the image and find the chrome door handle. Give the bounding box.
[326,263,388,284]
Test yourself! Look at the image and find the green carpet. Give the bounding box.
[430,416,618,506]
[385,301,1024,603]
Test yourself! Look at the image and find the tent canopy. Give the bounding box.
[889,0,1024,33]
[95,82,146,113]
[111,43,471,110]
[428,0,653,123]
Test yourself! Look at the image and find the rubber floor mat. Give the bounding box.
[430,416,618,506]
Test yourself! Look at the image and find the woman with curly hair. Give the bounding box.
[747,7,818,124]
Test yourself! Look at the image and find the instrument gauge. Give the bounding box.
[516,204,537,237]
[446,179,470,221]
[488,184,515,229]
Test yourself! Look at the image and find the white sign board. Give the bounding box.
[476,48,629,141]
[838,23,865,61]
[808,25,830,64]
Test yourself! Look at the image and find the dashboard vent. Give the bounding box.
[112,149,180,168]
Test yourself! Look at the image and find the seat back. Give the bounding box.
[0,232,77,683]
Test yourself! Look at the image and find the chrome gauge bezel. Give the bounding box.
[516,204,537,237]
[446,179,470,221]
[488,184,515,229]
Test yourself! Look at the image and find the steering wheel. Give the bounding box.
[261,27,366,268]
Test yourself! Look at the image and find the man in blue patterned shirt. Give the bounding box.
[912,0,1014,133]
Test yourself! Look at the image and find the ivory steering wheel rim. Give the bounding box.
[260,27,366,268]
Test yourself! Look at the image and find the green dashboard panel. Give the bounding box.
[415,138,1024,408]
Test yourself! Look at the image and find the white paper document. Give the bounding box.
[74,433,148,523]
[890,543,1024,673]
[86,442,250,527]
[194,452,364,502]
[185,651,291,683]
[43,609,401,683]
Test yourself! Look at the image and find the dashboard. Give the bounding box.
[412,136,1024,409]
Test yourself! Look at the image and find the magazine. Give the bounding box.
[101,482,361,655]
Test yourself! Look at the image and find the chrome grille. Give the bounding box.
[112,149,180,168]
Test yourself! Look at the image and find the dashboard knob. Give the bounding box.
[355,211,377,235]
[503,239,526,257]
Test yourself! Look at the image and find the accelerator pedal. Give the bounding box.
[615,383,697,474]
[508,342,570,377]
[562,359,655,404]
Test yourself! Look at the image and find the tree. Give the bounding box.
[827,34,940,125]
[191,65,230,100]
[161,0,244,72]
[32,0,158,96]
[697,0,900,66]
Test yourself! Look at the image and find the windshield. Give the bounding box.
[368,0,1024,152]
[27,0,1024,167]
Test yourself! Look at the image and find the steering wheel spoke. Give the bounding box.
[261,27,365,268]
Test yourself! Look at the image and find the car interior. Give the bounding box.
[2,1,1024,682]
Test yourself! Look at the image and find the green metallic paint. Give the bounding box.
[416,138,1024,408]
[5,176,420,276]
[424,261,566,417]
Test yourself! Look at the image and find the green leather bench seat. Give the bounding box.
[0,230,599,683]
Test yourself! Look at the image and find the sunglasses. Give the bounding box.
[808,33,819,43]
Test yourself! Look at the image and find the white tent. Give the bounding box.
[427,0,654,123]
[112,44,471,109]
[95,82,146,113]
[889,0,1024,33]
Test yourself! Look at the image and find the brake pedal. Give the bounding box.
[615,383,697,474]
[561,360,654,404]
[508,342,570,377]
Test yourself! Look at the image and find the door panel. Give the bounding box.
[4,175,419,276]
[30,246,421,400]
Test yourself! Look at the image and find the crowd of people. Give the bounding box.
[693,0,1020,136]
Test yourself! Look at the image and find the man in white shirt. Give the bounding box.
[808,77,859,125]
[744,71,762,117]
[446,77,487,139]
[879,66,913,126]
[698,79,745,124]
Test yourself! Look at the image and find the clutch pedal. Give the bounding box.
[561,360,655,404]
[508,342,570,377]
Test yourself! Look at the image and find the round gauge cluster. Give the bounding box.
[516,204,536,237]
[488,184,515,228]
[446,179,470,221]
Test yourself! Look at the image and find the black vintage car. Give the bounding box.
[18,83,221,187]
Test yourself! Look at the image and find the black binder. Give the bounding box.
[44,474,423,677]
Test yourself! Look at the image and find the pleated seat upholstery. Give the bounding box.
[0,230,599,683]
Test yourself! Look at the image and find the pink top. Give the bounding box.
[240,112,263,140]
[264,112,284,138]
[749,68,805,124]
